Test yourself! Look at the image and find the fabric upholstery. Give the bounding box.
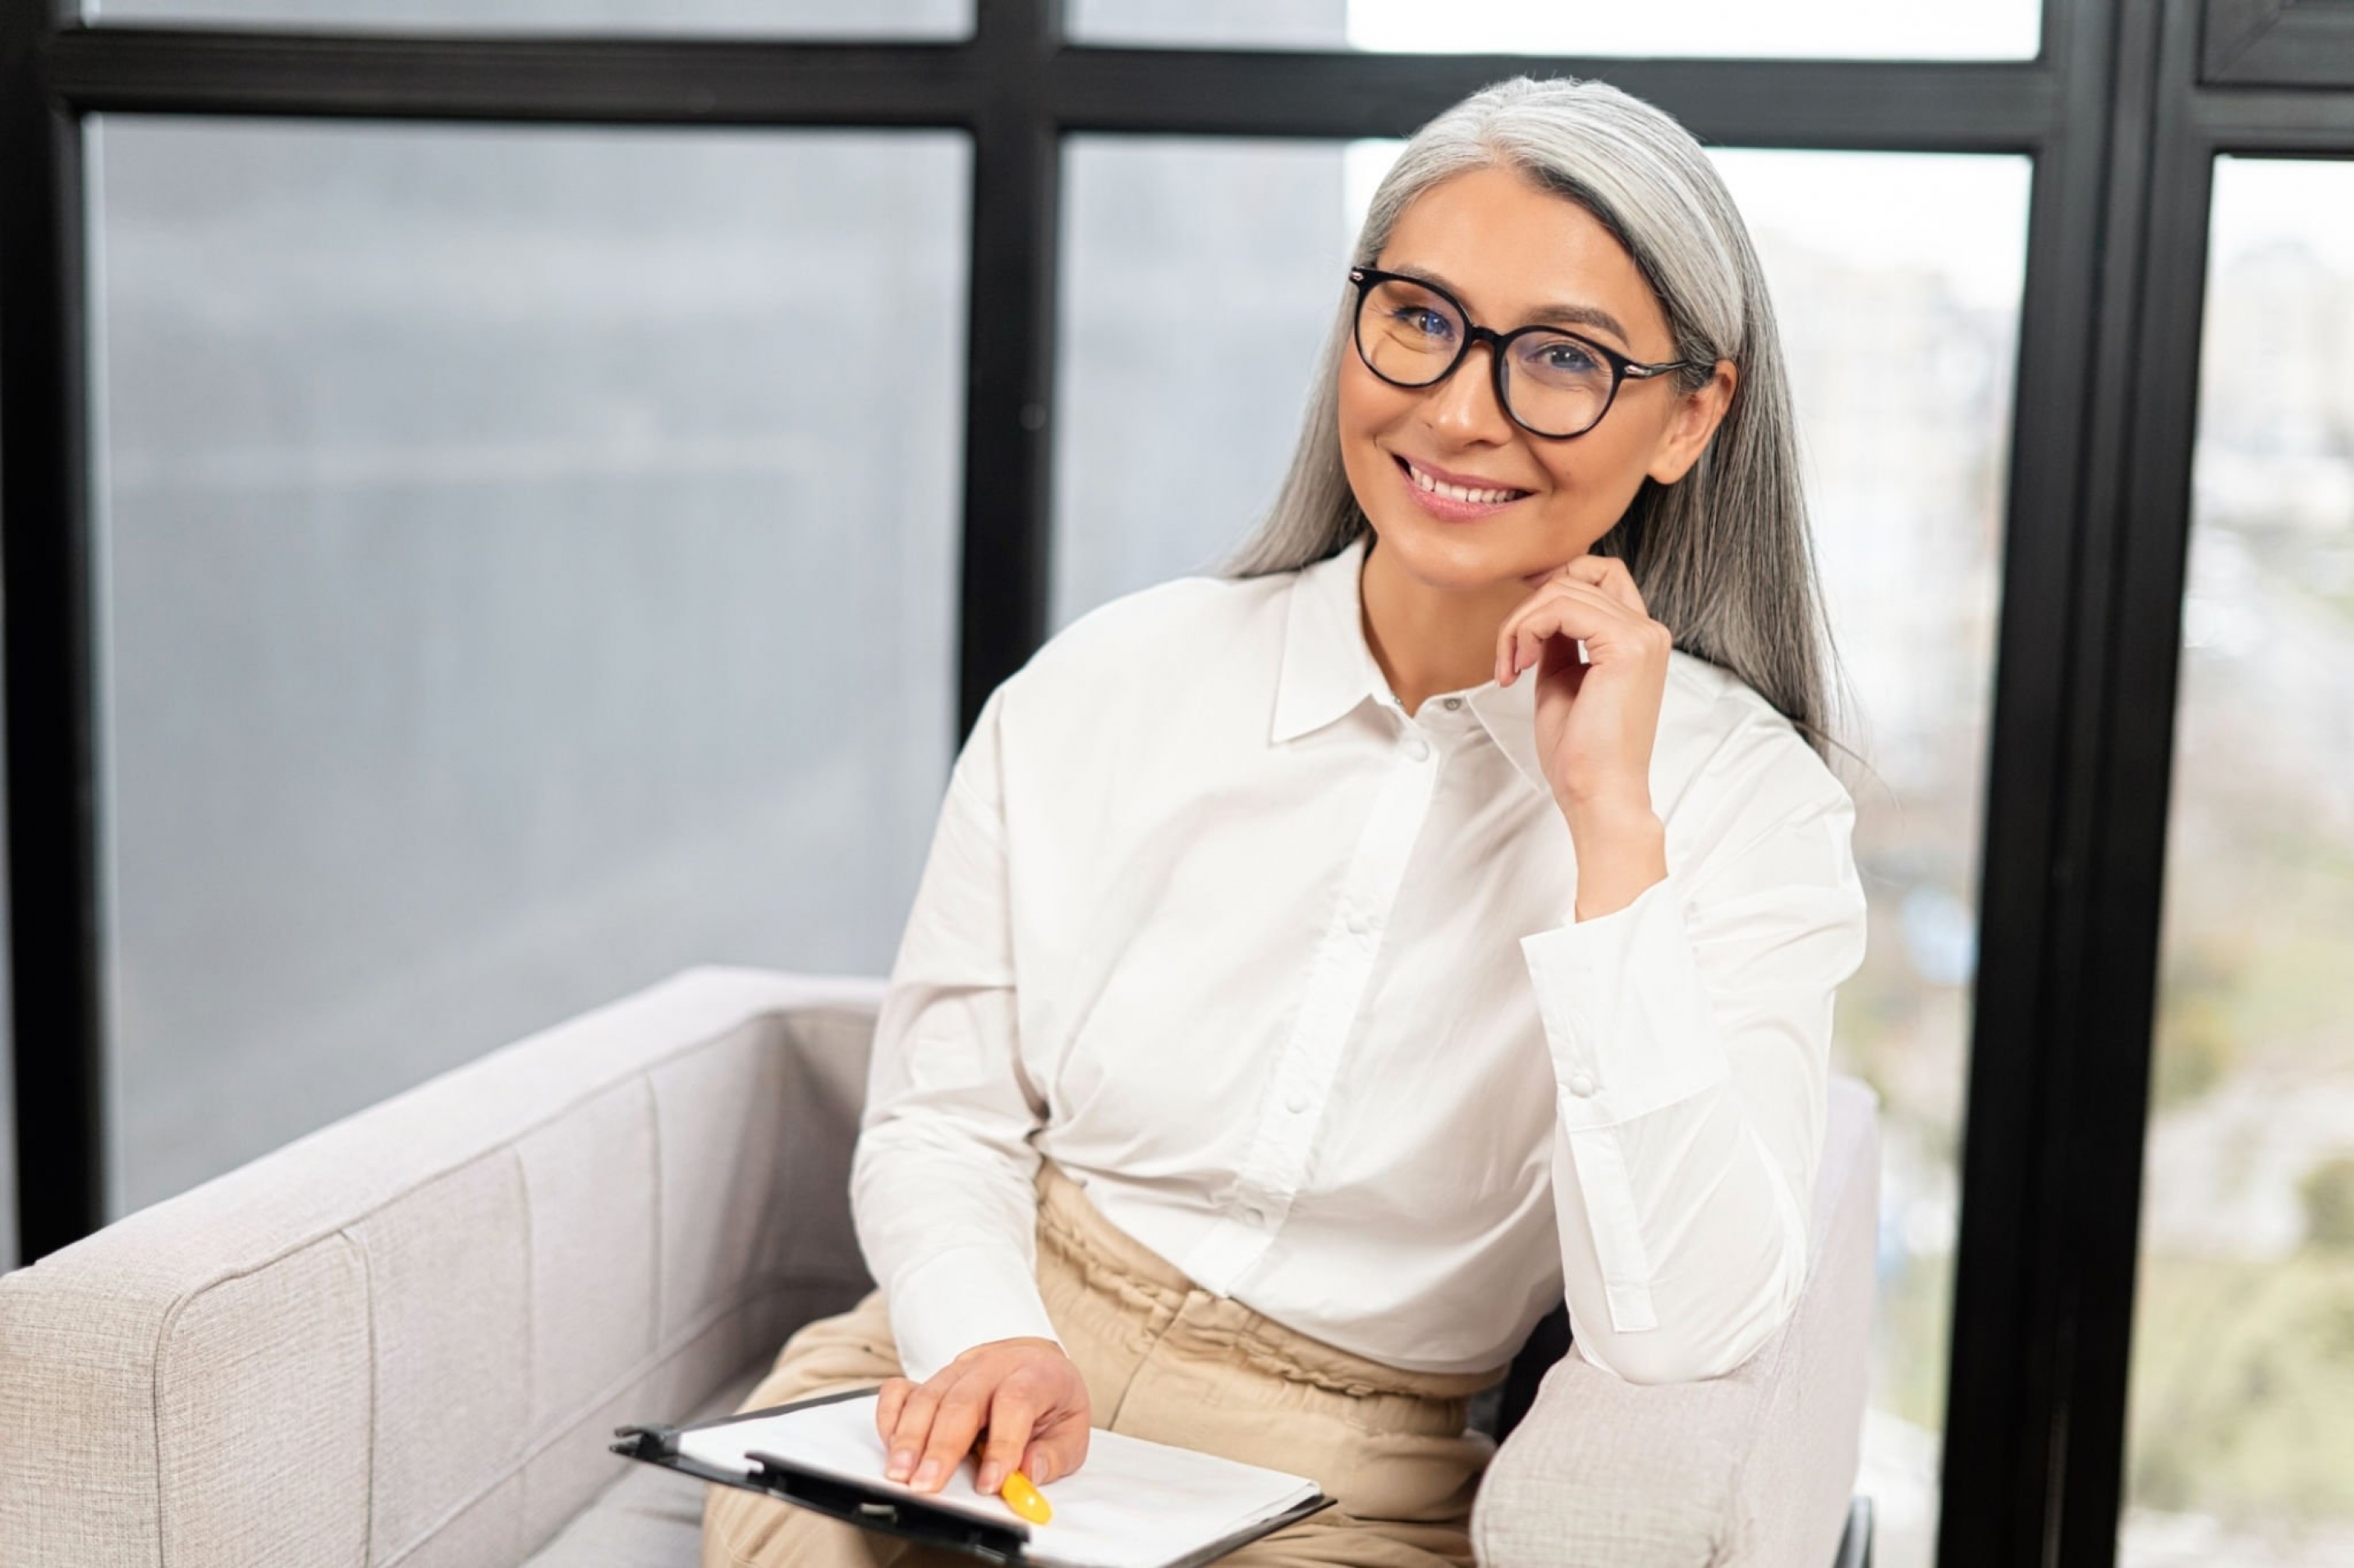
[156,1233,373,1568]
[0,967,879,1568]
[1469,1074,1882,1566]
[0,968,1879,1568]
[521,1362,767,1568]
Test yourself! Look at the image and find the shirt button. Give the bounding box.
[1442,696,1463,711]
[1284,1085,1312,1114]
[1345,907,1370,935]
[1567,1072,1598,1098]
[1403,736,1431,761]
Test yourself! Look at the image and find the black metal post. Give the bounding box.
[1047,49,2057,147]
[2,0,107,1260]
[46,27,984,126]
[1938,0,2173,1560]
[956,0,1062,738]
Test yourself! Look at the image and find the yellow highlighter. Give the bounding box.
[998,1468,1053,1524]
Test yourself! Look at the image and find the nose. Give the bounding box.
[1420,337,1515,443]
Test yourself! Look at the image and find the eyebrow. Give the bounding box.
[1388,264,1634,350]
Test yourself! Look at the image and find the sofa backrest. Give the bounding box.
[0,967,882,1568]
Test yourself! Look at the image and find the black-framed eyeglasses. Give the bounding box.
[1347,265,1712,440]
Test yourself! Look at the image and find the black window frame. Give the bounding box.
[3,1,2348,1563]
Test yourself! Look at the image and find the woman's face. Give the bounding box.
[1337,164,1737,594]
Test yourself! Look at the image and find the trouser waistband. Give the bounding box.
[1031,1158,1506,1401]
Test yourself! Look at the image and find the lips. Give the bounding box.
[1395,454,1531,505]
[1388,453,1532,524]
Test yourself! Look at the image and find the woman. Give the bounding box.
[704,73,1868,1568]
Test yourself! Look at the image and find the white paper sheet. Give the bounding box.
[676,1391,1322,1568]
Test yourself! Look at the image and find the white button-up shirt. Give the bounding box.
[851,532,1870,1387]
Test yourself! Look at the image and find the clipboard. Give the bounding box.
[612,1385,1338,1568]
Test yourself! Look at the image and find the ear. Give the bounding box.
[1645,360,1739,486]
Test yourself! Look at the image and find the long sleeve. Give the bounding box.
[850,683,1062,1383]
[1517,771,1870,1386]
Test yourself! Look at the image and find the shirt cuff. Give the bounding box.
[885,1243,1065,1385]
[1518,867,1733,1132]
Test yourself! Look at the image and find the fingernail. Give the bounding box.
[1031,1456,1053,1486]
[888,1451,913,1480]
[913,1460,941,1489]
[979,1463,1001,1492]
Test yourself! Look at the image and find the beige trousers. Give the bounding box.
[701,1162,1503,1566]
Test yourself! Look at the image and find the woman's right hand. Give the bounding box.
[875,1336,1092,1497]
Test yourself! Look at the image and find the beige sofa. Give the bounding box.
[0,967,1879,1566]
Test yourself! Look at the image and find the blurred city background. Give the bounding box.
[2,3,2347,1566]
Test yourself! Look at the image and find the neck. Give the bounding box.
[1357,534,1528,716]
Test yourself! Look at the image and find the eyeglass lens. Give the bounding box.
[1356,276,1615,436]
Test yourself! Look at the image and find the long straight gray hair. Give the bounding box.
[1221,75,1855,766]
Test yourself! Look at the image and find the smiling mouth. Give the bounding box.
[1395,455,1531,506]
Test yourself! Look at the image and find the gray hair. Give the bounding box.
[1221,75,1856,767]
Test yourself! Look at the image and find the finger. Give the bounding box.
[886,1374,951,1482]
[1498,581,1599,681]
[1518,583,1645,681]
[1533,620,1583,678]
[976,1384,1040,1494]
[1524,585,1664,676]
[1498,583,1627,685]
[911,1379,990,1492]
[1021,1439,1053,1488]
[875,1378,914,1446]
[1024,1414,1091,1488]
[1550,554,1647,617]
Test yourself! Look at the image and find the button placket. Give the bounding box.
[1177,721,1448,1292]
[1258,735,1441,1163]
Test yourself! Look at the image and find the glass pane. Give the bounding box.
[1071,0,2040,59]
[1053,138,2029,1568]
[87,0,968,38]
[1068,0,1349,49]
[1053,137,1356,621]
[1713,149,2027,1568]
[2120,156,2354,1568]
[90,117,967,1217]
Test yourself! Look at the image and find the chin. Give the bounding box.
[1362,502,1557,594]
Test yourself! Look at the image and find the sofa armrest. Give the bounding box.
[0,965,883,1568]
[1471,1075,1882,1567]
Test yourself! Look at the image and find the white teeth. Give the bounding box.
[1406,461,1518,506]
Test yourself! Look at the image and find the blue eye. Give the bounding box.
[1390,305,1457,341]
[1536,341,1601,375]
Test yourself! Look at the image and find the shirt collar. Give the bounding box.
[1269,532,1552,800]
